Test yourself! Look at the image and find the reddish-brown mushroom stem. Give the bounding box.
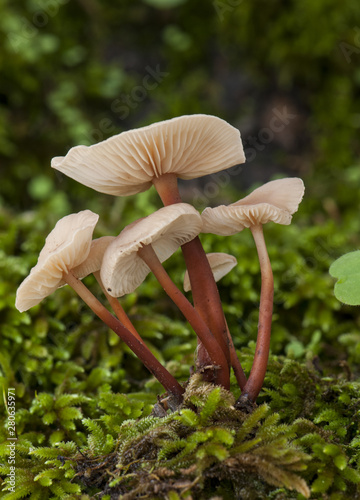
[152,174,231,375]
[93,270,142,342]
[152,173,183,205]
[197,316,247,390]
[137,243,230,389]
[241,224,274,402]
[64,271,184,402]
[181,239,231,365]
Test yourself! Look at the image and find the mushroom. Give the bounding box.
[100,204,203,297]
[51,115,244,198]
[183,252,237,292]
[52,114,245,375]
[201,178,305,402]
[71,235,115,279]
[15,211,184,401]
[101,203,230,388]
[15,210,100,312]
[72,236,141,341]
[183,252,247,390]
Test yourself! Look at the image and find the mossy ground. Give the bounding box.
[2,364,360,499]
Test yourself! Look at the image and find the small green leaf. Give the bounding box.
[323,444,340,457]
[330,251,360,305]
[311,472,333,493]
[37,476,53,486]
[341,466,360,483]
[179,409,199,427]
[49,430,65,445]
[334,454,347,470]
[42,411,57,425]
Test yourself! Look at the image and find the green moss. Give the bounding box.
[3,371,359,499]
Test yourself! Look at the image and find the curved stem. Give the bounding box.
[242,224,274,402]
[196,318,247,390]
[152,174,231,374]
[64,271,184,402]
[181,239,231,366]
[137,244,230,389]
[93,271,142,342]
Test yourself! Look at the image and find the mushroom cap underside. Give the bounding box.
[101,203,202,296]
[15,210,99,312]
[201,178,305,235]
[52,114,245,196]
[183,252,237,291]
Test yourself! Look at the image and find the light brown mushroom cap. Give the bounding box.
[15,210,99,312]
[201,178,305,236]
[72,236,115,279]
[183,252,237,292]
[51,115,245,196]
[101,203,202,297]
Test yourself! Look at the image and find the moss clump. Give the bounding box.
[49,375,312,499]
[3,368,359,499]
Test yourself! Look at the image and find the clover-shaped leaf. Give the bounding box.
[329,251,360,305]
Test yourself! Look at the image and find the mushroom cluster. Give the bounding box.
[16,114,304,407]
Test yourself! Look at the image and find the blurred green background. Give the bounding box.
[1,0,360,213]
[1,0,360,381]
[1,0,360,379]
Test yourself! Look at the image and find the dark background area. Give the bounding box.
[1,0,359,214]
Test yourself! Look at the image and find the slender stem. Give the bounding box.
[152,173,182,205]
[137,244,230,389]
[242,224,274,402]
[197,315,247,390]
[181,239,231,367]
[225,319,247,390]
[64,271,184,402]
[93,271,143,342]
[152,174,231,375]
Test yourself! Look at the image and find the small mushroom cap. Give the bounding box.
[202,178,305,236]
[101,203,202,297]
[72,236,115,279]
[15,210,99,312]
[52,115,245,196]
[183,252,237,292]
